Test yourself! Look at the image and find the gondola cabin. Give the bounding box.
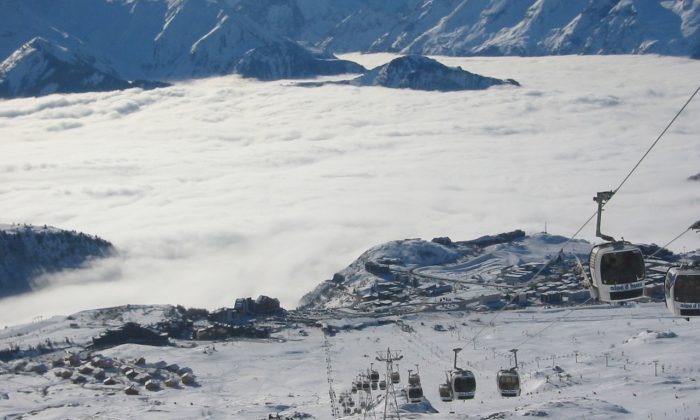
[451,369,476,400]
[407,384,423,403]
[496,368,521,397]
[391,371,400,384]
[589,242,645,302]
[379,379,386,390]
[408,371,420,387]
[665,266,700,318]
[439,375,454,402]
[362,380,370,391]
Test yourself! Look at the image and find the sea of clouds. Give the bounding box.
[0,54,698,325]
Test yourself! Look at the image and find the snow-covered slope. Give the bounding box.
[2,301,700,418]
[0,224,115,297]
[347,55,519,91]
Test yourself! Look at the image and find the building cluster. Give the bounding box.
[208,295,283,324]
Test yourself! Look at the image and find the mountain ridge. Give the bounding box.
[0,0,697,97]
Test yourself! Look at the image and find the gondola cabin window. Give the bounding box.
[499,374,519,390]
[674,275,700,303]
[600,251,644,285]
[453,375,476,392]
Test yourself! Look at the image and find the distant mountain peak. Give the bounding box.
[345,55,519,91]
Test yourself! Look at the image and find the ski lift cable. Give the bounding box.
[466,86,700,346]
[611,85,700,197]
[650,222,697,257]
[513,297,594,349]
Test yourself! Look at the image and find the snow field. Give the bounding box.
[2,303,700,418]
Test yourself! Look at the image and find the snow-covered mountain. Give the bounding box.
[0,0,365,90]
[0,0,698,97]
[346,55,519,91]
[0,37,168,99]
[0,224,115,297]
[244,0,700,57]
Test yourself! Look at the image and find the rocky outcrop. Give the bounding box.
[348,55,518,91]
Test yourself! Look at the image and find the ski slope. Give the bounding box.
[1,303,699,419]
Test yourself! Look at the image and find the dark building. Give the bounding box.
[92,322,169,348]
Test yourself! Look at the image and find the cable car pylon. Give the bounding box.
[375,348,403,419]
[322,333,340,418]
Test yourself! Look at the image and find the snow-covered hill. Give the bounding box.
[299,230,679,314]
[1,0,698,97]
[0,224,115,298]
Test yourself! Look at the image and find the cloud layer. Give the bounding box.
[1,54,699,325]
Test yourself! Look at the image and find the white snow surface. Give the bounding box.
[0,54,699,324]
[2,303,700,418]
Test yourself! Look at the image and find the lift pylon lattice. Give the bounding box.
[323,334,340,418]
[375,348,403,419]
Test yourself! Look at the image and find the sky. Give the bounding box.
[0,54,699,325]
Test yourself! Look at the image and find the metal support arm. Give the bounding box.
[593,191,616,242]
